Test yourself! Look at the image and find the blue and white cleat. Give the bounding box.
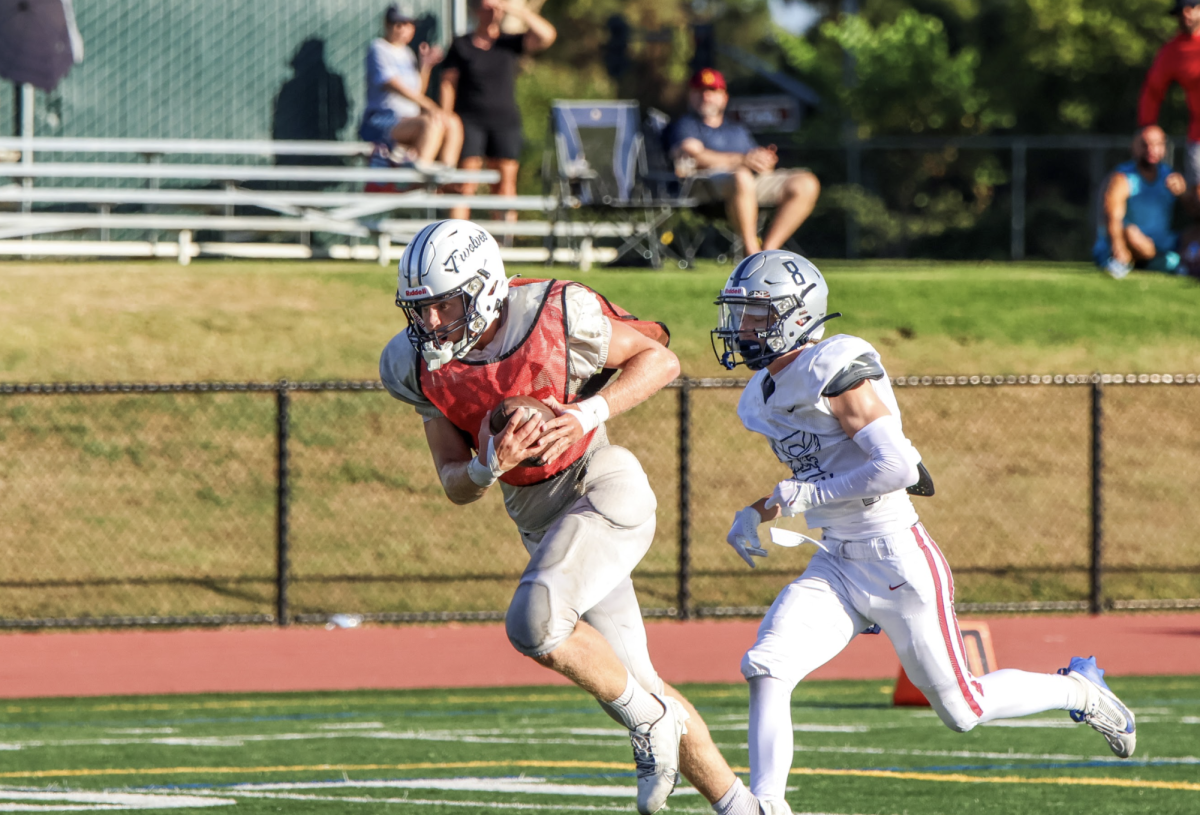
[1058,655,1136,758]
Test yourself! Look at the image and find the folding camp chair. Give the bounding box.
[543,100,686,268]
[643,107,778,267]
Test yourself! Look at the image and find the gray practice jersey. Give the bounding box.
[737,334,919,540]
[380,280,613,533]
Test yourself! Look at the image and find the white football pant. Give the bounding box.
[743,523,1079,803]
[505,445,665,696]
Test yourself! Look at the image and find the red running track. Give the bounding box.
[1,614,1197,699]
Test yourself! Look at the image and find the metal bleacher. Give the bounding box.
[0,137,624,266]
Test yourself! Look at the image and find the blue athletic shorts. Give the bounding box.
[359,109,402,147]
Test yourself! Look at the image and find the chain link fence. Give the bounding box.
[1,375,1198,628]
[3,0,446,146]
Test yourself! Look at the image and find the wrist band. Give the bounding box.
[467,436,503,488]
[571,395,610,435]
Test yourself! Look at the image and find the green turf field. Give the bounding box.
[2,679,1197,814]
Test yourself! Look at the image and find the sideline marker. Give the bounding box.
[892,621,997,707]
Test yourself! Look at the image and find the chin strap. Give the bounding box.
[715,311,844,371]
[794,312,842,347]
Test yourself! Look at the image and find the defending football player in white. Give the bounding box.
[714,251,1137,815]
[380,220,760,815]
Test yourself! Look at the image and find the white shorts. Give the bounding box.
[509,445,664,694]
[742,523,984,724]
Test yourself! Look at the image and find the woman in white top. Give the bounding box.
[359,3,462,166]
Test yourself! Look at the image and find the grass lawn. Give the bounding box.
[1,678,1197,815]
[3,259,1200,383]
[2,259,1200,621]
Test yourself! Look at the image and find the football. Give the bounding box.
[488,395,557,467]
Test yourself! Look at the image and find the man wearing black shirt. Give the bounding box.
[441,0,556,221]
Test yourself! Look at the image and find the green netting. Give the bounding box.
[1,0,445,143]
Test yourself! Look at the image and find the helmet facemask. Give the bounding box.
[711,251,840,371]
[398,274,494,370]
[712,286,838,371]
[712,293,794,371]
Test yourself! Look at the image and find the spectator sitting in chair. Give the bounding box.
[1093,125,1186,279]
[665,68,820,255]
[359,3,462,167]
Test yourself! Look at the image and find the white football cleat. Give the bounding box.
[631,694,689,814]
[1058,655,1136,758]
[759,798,794,815]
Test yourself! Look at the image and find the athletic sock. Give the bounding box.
[1062,672,1092,712]
[599,671,666,731]
[748,675,795,801]
[712,777,759,815]
[974,669,1087,722]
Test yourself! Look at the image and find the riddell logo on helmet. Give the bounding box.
[723,287,747,296]
[404,286,432,298]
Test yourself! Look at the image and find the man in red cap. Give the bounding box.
[1138,0,1200,207]
[665,68,820,254]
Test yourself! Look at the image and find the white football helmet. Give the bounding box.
[395,220,509,370]
[712,250,840,371]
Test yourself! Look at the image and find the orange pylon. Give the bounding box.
[892,621,998,707]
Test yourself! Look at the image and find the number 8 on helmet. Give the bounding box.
[711,250,841,371]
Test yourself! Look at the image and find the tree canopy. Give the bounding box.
[517,0,1187,258]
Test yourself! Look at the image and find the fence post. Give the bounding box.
[1089,375,1103,615]
[842,0,861,260]
[845,138,861,260]
[1011,140,1027,261]
[677,377,692,621]
[276,380,291,626]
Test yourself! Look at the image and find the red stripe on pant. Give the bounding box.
[912,524,983,717]
[926,530,987,697]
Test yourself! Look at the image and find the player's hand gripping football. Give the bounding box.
[727,505,767,568]
[477,408,548,476]
[537,395,592,465]
[765,478,819,518]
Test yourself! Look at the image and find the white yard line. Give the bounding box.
[0,790,233,811]
[705,742,1200,764]
[0,730,628,752]
[708,724,870,733]
[176,780,874,815]
[182,782,698,813]
[183,785,858,815]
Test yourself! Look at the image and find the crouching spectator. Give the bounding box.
[359,4,462,167]
[666,68,820,254]
[1094,125,1186,279]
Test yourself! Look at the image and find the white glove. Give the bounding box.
[727,506,767,568]
[765,479,819,518]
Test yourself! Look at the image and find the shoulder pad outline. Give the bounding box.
[822,354,886,398]
[907,461,935,497]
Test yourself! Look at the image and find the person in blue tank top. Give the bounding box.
[1094,125,1186,279]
